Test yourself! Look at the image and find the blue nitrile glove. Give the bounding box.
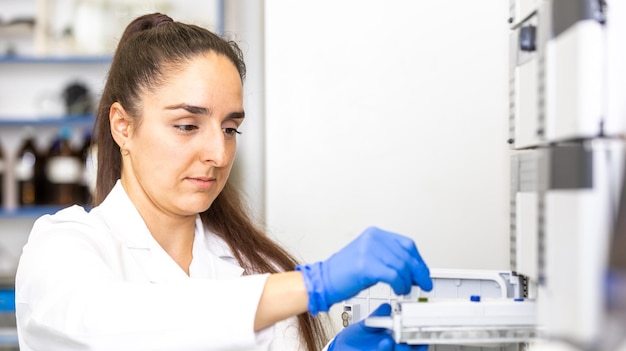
[296,226,432,315]
[328,303,428,351]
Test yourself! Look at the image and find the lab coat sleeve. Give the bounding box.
[15,214,271,351]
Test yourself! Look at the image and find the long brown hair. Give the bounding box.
[92,13,330,351]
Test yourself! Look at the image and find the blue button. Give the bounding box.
[470,295,481,302]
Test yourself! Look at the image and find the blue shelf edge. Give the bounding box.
[0,206,65,219]
[0,205,91,219]
[0,290,15,312]
[0,328,18,347]
[0,55,111,64]
[0,115,95,127]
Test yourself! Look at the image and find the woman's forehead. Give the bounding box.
[137,54,243,113]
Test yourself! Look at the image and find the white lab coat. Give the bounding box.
[15,180,304,351]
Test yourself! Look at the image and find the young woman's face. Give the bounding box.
[123,52,244,217]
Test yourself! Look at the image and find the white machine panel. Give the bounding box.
[515,191,538,283]
[510,14,541,149]
[604,0,626,136]
[509,0,540,28]
[510,150,540,288]
[539,139,625,346]
[544,20,604,141]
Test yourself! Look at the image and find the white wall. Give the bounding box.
[223,1,267,223]
[263,1,511,270]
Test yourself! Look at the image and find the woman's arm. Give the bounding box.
[254,226,433,332]
[254,271,308,331]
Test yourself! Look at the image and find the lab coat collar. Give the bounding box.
[97,180,151,249]
[96,180,244,282]
[190,217,245,279]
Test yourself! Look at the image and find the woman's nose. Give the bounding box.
[200,129,230,167]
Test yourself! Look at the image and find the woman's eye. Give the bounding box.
[223,128,242,136]
[175,125,198,132]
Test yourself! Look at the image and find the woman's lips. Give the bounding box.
[186,177,216,189]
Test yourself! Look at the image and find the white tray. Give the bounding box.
[365,298,537,346]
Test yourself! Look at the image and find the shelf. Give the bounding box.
[0,327,17,347]
[0,55,111,64]
[0,205,92,219]
[0,206,67,219]
[0,276,14,288]
[0,114,95,127]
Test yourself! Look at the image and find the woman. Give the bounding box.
[15,13,432,351]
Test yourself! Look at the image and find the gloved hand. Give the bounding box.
[296,226,432,315]
[328,303,428,351]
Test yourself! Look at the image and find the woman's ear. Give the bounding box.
[110,102,132,149]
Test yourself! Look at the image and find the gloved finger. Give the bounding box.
[361,303,394,334]
[369,238,414,290]
[411,260,433,292]
[377,336,395,351]
[386,265,412,296]
[395,239,433,293]
[402,244,432,292]
[376,237,417,273]
[368,303,392,317]
[370,263,412,296]
[375,230,433,293]
[365,247,411,295]
[362,303,392,333]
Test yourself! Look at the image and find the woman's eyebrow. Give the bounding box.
[165,103,210,115]
[227,111,245,120]
[164,104,245,120]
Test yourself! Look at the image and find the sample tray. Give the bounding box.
[365,298,537,346]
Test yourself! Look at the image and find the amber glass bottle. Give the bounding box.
[15,130,43,206]
[0,138,5,208]
[46,126,82,206]
[77,131,94,205]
